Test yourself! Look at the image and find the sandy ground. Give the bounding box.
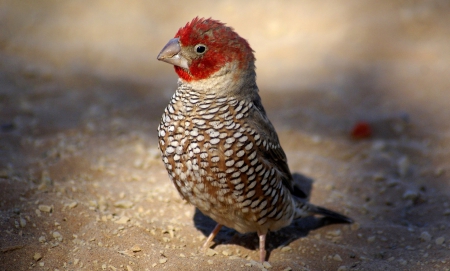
[1,1,450,270]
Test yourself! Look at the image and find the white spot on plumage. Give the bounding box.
[268,207,278,218]
[239,135,248,142]
[231,172,240,178]
[209,130,220,137]
[211,156,220,163]
[247,190,256,198]
[248,174,256,182]
[231,178,241,185]
[245,142,253,150]
[236,150,245,157]
[240,165,249,172]
[251,199,260,208]
[207,106,220,114]
[242,199,252,207]
[166,146,175,154]
[226,137,235,144]
[190,129,199,136]
[251,158,258,166]
[210,138,220,144]
[257,217,267,225]
[225,160,235,167]
[219,104,229,111]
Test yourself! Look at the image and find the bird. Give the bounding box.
[156,17,352,262]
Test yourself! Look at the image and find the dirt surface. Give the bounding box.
[1,1,450,270]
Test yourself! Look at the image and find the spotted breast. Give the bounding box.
[158,82,295,235]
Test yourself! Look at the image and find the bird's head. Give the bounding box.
[157,17,255,83]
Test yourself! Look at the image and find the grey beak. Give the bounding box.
[157,38,189,69]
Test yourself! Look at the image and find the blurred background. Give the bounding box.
[2,0,450,131]
[1,1,450,270]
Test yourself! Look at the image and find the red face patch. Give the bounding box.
[173,17,254,82]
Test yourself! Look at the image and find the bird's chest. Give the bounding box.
[158,92,230,184]
[157,90,252,201]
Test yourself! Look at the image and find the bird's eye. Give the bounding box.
[194,44,207,54]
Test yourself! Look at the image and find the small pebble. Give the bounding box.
[206,248,217,256]
[367,236,376,243]
[337,266,348,271]
[281,246,292,252]
[435,236,445,245]
[131,245,141,252]
[222,249,232,256]
[397,156,410,177]
[262,261,272,268]
[327,230,342,237]
[159,258,167,264]
[114,200,134,209]
[115,216,130,224]
[33,253,42,261]
[350,223,360,231]
[67,202,78,209]
[420,231,431,242]
[38,205,52,213]
[402,190,418,200]
[333,254,343,262]
[53,231,63,242]
[19,217,26,228]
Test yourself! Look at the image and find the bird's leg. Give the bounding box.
[258,232,267,262]
[202,224,223,250]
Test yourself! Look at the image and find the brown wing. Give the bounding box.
[247,95,307,199]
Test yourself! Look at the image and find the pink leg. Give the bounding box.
[203,224,223,249]
[258,232,267,262]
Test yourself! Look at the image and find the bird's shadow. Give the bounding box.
[193,173,349,256]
